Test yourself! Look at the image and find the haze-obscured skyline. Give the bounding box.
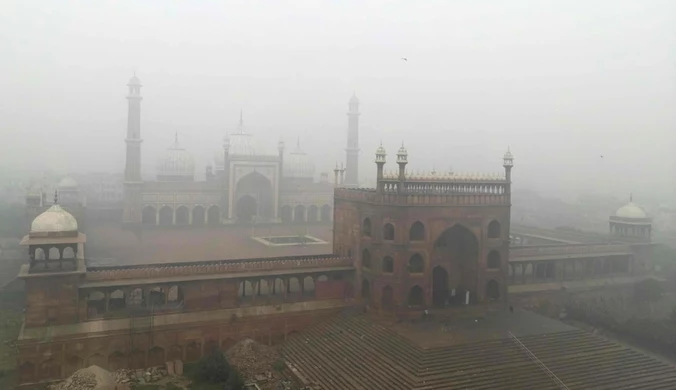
[1,0,674,201]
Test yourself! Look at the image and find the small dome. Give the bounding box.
[58,177,78,189]
[350,93,359,104]
[31,204,78,234]
[128,75,141,86]
[615,202,648,219]
[284,140,315,179]
[376,143,386,156]
[397,144,408,156]
[157,138,195,180]
[504,148,514,160]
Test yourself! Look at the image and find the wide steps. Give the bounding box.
[282,313,676,390]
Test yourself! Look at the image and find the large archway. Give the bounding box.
[434,225,479,303]
[236,194,257,222]
[235,171,274,220]
[432,266,449,307]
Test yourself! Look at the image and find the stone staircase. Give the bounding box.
[282,312,676,389]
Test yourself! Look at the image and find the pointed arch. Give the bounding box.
[362,218,372,237]
[159,205,173,226]
[487,279,500,300]
[207,205,221,225]
[408,253,424,273]
[488,220,501,239]
[383,223,395,240]
[409,221,425,241]
[408,286,424,306]
[320,204,331,222]
[19,361,35,384]
[303,276,315,295]
[294,205,306,222]
[175,205,189,225]
[39,358,60,381]
[192,205,205,225]
[167,345,183,361]
[382,256,394,273]
[361,279,371,300]
[307,205,319,222]
[65,355,83,377]
[142,205,157,225]
[109,289,125,311]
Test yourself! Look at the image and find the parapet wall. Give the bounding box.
[86,255,353,281]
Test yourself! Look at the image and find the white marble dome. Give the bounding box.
[31,204,78,234]
[615,202,648,219]
[157,140,195,179]
[58,176,78,189]
[228,132,266,156]
[284,141,315,179]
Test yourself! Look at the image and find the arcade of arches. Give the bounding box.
[280,204,332,223]
[141,205,221,226]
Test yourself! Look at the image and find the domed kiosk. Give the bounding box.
[283,139,315,180]
[609,195,652,242]
[20,192,86,272]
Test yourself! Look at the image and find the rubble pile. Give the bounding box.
[49,365,115,390]
[226,339,286,390]
[114,365,169,385]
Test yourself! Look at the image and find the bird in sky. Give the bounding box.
[401,57,408,61]
[600,155,604,158]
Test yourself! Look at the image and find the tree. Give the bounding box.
[192,346,243,389]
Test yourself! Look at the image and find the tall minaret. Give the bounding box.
[345,93,360,186]
[123,75,143,225]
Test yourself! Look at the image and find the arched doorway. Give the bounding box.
[236,194,257,222]
[142,206,156,225]
[192,205,205,225]
[280,205,292,223]
[175,206,189,225]
[361,279,371,301]
[307,205,318,222]
[320,205,331,222]
[235,172,274,220]
[207,205,220,225]
[486,279,500,300]
[158,206,173,226]
[408,286,424,306]
[294,205,305,222]
[434,225,479,304]
[381,285,393,309]
[432,266,449,307]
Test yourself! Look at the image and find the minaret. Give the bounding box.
[123,75,143,225]
[375,143,387,194]
[503,147,514,195]
[345,93,360,187]
[396,143,408,193]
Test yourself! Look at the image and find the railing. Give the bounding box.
[86,255,353,281]
[510,243,632,260]
[508,331,570,390]
[334,188,509,206]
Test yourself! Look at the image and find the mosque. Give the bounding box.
[122,75,358,228]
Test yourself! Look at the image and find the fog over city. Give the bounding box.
[1,0,674,200]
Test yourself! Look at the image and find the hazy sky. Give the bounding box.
[1,0,674,200]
